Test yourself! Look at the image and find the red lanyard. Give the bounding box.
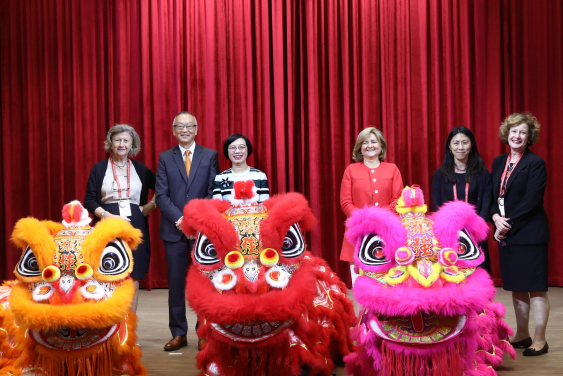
[453,182,469,202]
[110,158,130,199]
[499,153,522,197]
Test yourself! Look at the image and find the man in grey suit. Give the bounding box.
[155,111,219,351]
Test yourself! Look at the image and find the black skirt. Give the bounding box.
[498,242,548,292]
[101,202,150,280]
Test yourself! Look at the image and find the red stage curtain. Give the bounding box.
[1,0,562,288]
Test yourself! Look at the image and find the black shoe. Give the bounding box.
[510,337,532,348]
[523,342,548,356]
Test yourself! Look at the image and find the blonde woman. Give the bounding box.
[340,127,403,284]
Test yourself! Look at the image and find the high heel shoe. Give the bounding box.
[510,337,532,348]
[523,342,548,356]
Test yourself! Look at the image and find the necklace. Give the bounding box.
[455,166,466,172]
[112,158,127,168]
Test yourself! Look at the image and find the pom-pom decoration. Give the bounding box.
[225,251,244,269]
[438,247,458,266]
[75,263,93,280]
[260,248,279,266]
[61,200,92,227]
[42,265,60,283]
[394,246,414,266]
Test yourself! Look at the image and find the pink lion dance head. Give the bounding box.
[344,186,516,376]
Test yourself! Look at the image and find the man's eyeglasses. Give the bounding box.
[174,123,197,131]
[228,145,247,152]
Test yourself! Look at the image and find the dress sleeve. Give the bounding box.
[431,169,444,212]
[84,164,100,214]
[478,169,493,222]
[259,172,270,202]
[340,166,356,218]
[213,172,223,200]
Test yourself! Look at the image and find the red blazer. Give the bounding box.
[339,161,403,262]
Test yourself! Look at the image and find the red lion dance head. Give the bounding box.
[182,192,355,376]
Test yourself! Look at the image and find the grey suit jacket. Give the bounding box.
[155,143,219,242]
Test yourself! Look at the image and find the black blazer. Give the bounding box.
[155,144,219,242]
[84,158,156,225]
[491,149,550,245]
[432,168,492,222]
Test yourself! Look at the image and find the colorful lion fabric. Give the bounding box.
[344,186,516,376]
[0,201,147,376]
[182,192,356,376]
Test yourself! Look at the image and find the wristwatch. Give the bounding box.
[100,211,107,218]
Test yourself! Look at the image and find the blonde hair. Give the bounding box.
[104,124,141,156]
[499,113,540,146]
[352,127,387,162]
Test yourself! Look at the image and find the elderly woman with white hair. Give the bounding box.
[84,124,157,313]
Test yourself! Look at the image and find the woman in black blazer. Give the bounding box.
[491,113,550,356]
[84,124,156,313]
[432,126,492,273]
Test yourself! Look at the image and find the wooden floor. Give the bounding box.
[135,287,563,375]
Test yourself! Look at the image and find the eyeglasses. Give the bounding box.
[174,123,197,131]
[228,145,247,152]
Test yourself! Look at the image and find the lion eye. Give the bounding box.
[98,240,130,275]
[280,224,304,258]
[359,235,389,266]
[456,230,480,260]
[17,247,41,277]
[194,234,220,265]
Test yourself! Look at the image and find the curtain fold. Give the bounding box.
[2,0,562,288]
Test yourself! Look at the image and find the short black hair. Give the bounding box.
[223,133,253,159]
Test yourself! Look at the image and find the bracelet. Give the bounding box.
[100,211,107,218]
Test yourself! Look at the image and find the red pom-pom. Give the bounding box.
[233,180,255,199]
[62,201,84,223]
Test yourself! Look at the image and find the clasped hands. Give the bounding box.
[493,215,511,242]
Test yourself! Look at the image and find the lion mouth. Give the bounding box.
[30,324,119,350]
[369,312,466,345]
[210,319,294,343]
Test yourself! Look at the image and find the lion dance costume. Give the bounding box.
[0,201,147,376]
[182,192,355,376]
[344,186,516,376]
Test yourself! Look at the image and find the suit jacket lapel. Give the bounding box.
[187,144,203,191]
[506,149,531,193]
[173,145,189,184]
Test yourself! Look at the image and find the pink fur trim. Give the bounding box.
[345,206,406,272]
[431,201,489,268]
[353,268,496,316]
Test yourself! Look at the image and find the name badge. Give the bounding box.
[119,199,132,217]
[498,198,505,217]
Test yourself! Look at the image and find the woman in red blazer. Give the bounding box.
[340,127,403,284]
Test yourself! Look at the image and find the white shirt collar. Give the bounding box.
[179,142,196,159]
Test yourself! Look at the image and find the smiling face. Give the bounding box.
[361,133,382,160]
[228,138,248,167]
[173,113,198,147]
[508,123,529,152]
[111,131,133,158]
[449,133,471,163]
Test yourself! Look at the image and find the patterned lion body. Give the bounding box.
[0,201,147,376]
[344,186,516,376]
[182,193,355,376]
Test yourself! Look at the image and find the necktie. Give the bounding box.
[185,150,191,178]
